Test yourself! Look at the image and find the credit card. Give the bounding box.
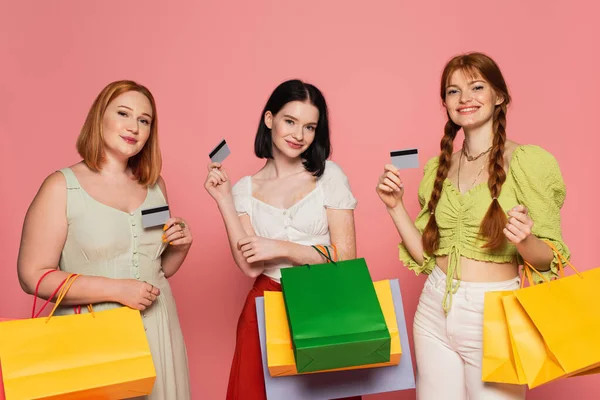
[209,139,230,163]
[390,148,419,169]
[141,205,170,229]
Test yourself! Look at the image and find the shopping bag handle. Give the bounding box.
[32,269,69,318]
[522,240,581,287]
[522,251,563,286]
[311,245,338,265]
[522,244,566,287]
[46,274,95,322]
[542,240,582,277]
[522,261,555,287]
[31,270,95,321]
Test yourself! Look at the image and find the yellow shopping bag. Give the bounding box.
[501,288,564,388]
[482,289,527,385]
[482,264,547,385]
[509,243,600,388]
[0,274,156,399]
[0,318,14,400]
[265,279,401,377]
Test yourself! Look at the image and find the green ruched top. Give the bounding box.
[399,145,570,312]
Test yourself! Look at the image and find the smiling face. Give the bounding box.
[443,69,504,130]
[264,100,319,160]
[101,90,154,160]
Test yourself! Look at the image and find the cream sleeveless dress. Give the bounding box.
[53,168,191,400]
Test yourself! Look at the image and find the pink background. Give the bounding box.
[1,1,598,398]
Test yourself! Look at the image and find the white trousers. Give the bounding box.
[413,266,527,400]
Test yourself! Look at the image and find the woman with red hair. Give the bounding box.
[17,80,192,399]
[377,53,569,399]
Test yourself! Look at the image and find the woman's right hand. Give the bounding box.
[204,162,232,203]
[116,279,161,311]
[376,164,405,209]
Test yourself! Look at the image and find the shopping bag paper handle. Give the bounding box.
[57,275,95,317]
[543,240,582,277]
[32,271,95,319]
[311,245,337,265]
[522,261,553,287]
[522,239,581,286]
[32,270,70,318]
[46,274,95,322]
[522,255,560,286]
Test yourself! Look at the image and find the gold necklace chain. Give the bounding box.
[463,143,493,162]
[457,150,487,192]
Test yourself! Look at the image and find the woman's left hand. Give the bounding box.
[237,236,282,263]
[503,205,534,244]
[163,218,193,249]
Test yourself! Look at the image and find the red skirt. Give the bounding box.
[226,274,361,400]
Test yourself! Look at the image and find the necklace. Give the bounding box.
[457,150,487,192]
[463,142,492,162]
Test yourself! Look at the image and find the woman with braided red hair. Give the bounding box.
[376,52,570,399]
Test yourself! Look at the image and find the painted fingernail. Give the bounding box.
[163,224,168,231]
[169,242,173,245]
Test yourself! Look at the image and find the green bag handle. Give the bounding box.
[311,245,337,265]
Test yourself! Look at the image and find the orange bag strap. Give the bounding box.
[522,262,551,287]
[46,273,77,321]
[312,245,336,264]
[523,254,558,286]
[43,274,95,322]
[330,244,340,262]
[522,239,581,287]
[521,266,532,288]
[542,240,582,277]
[32,272,95,319]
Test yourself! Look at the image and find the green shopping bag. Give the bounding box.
[280,247,391,373]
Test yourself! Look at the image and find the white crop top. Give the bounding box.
[231,160,357,281]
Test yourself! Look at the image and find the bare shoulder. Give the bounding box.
[446,150,461,170]
[251,164,269,181]
[25,169,68,219]
[504,139,522,167]
[39,170,67,197]
[451,149,462,163]
[156,175,169,201]
[504,139,521,158]
[68,161,91,176]
[249,166,272,192]
[157,175,167,190]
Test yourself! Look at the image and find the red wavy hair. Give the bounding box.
[76,80,161,186]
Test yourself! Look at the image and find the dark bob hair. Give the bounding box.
[254,79,331,177]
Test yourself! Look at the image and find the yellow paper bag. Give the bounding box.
[501,291,564,388]
[0,318,14,400]
[482,290,527,385]
[512,262,600,387]
[495,242,600,389]
[265,279,401,377]
[0,275,155,399]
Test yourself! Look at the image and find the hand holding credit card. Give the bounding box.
[390,148,419,169]
[209,139,230,163]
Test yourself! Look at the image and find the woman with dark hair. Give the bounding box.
[204,79,359,400]
[376,53,569,399]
